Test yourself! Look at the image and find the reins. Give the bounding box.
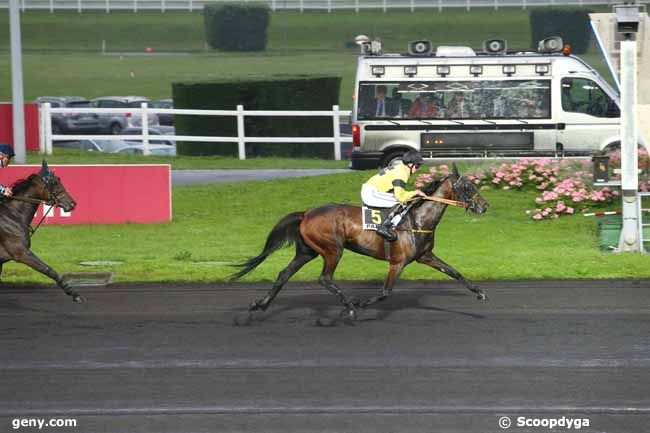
[417,195,469,209]
[4,190,57,238]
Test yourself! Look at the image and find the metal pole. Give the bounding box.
[618,38,641,252]
[9,0,26,164]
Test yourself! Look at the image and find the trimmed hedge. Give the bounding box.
[172,75,342,158]
[529,7,593,54]
[203,3,270,52]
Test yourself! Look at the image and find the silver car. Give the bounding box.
[91,96,160,135]
[35,96,100,135]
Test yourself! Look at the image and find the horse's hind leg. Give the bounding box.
[249,242,317,312]
[11,249,83,302]
[417,252,487,300]
[317,251,357,320]
[358,262,405,308]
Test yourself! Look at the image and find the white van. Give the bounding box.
[350,36,628,169]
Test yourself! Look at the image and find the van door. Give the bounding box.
[556,77,620,153]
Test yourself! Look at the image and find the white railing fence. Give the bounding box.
[3,0,648,13]
[40,103,352,160]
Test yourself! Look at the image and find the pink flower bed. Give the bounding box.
[415,151,650,221]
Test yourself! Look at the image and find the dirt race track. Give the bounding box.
[0,279,648,433]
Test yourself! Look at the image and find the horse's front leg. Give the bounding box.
[417,252,487,300]
[357,262,405,308]
[11,249,84,303]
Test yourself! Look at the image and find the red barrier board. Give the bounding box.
[1,165,171,224]
[0,103,40,152]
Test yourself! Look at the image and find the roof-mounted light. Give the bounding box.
[502,65,516,76]
[371,66,385,77]
[535,64,550,75]
[469,65,483,77]
[404,66,418,77]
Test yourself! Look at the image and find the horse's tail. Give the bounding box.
[229,211,305,281]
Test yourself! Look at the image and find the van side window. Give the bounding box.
[357,80,551,120]
[561,78,620,118]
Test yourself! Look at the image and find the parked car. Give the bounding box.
[114,143,177,156]
[119,127,176,146]
[91,96,160,135]
[53,138,136,152]
[35,96,100,135]
[149,98,174,126]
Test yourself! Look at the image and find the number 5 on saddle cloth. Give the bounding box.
[361,202,412,231]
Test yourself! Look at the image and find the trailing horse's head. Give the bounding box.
[448,163,489,214]
[36,161,77,212]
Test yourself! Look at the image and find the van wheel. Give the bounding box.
[110,123,123,135]
[381,150,406,168]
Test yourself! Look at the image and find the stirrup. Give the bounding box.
[376,223,397,242]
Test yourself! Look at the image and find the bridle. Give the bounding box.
[6,174,64,237]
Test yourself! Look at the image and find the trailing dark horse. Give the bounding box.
[0,161,82,302]
[231,163,489,321]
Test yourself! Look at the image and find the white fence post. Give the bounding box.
[141,102,150,156]
[38,104,45,154]
[237,105,246,160]
[410,0,414,13]
[44,103,53,156]
[332,105,341,161]
[78,0,82,13]
[355,0,359,13]
[49,0,53,13]
[300,0,303,13]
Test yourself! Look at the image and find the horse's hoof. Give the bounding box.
[248,301,263,312]
[340,306,357,324]
[477,292,488,301]
[73,294,85,303]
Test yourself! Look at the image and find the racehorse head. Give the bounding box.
[448,163,489,214]
[35,161,77,212]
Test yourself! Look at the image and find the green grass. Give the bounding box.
[0,8,615,109]
[27,148,349,169]
[1,168,645,285]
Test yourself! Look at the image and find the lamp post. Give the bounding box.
[616,2,642,252]
[9,0,26,164]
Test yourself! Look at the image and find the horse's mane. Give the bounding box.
[420,176,446,196]
[0,175,38,204]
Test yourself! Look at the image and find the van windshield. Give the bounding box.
[357,79,551,120]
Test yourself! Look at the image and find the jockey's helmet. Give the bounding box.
[402,149,424,166]
[0,144,15,159]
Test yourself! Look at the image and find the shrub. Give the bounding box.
[203,3,270,52]
[529,7,592,54]
[172,75,342,157]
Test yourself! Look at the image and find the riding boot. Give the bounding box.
[376,218,397,242]
[375,205,400,242]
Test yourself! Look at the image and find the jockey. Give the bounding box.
[0,144,14,197]
[361,149,426,241]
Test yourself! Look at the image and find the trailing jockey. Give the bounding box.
[360,149,426,241]
[0,144,15,197]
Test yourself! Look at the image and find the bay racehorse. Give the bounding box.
[231,163,489,321]
[0,161,82,302]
